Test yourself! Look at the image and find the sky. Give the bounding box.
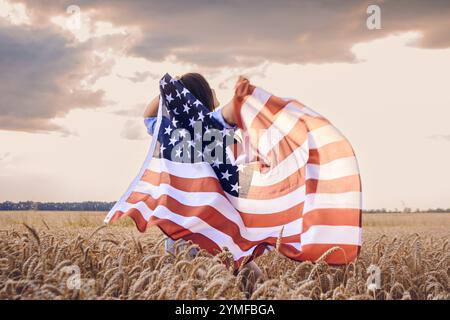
[0,0,449,210]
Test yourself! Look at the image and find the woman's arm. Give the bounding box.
[143,95,160,118]
[220,76,249,126]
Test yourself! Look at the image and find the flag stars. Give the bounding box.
[172,118,178,127]
[187,140,195,148]
[179,129,188,138]
[160,78,167,89]
[230,182,241,193]
[169,136,178,146]
[176,90,181,99]
[221,128,231,137]
[175,148,182,158]
[165,93,174,104]
[221,170,232,181]
[193,100,202,107]
[215,139,223,148]
[212,158,222,168]
[189,117,196,128]
[198,110,205,121]
[160,144,166,154]
[183,103,190,113]
[181,88,189,97]
[164,126,173,136]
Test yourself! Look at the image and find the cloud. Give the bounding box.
[428,134,450,141]
[120,119,146,140]
[0,21,107,133]
[117,71,158,83]
[9,0,450,68]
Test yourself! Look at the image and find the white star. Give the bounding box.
[181,88,189,97]
[204,145,212,154]
[221,170,232,181]
[160,78,167,88]
[172,118,178,127]
[216,139,223,148]
[194,132,202,141]
[160,144,166,154]
[183,103,190,113]
[173,108,180,115]
[193,100,202,107]
[221,128,231,137]
[196,150,204,158]
[169,136,178,146]
[204,127,211,135]
[212,158,222,168]
[189,117,196,128]
[165,93,174,104]
[169,77,177,84]
[175,148,182,158]
[176,90,181,99]
[198,110,205,121]
[187,140,195,148]
[179,129,188,138]
[207,112,214,118]
[164,126,173,136]
[231,182,241,193]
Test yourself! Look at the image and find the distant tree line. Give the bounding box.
[0,201,115,211]
[0,201,449,213]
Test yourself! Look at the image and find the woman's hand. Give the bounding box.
[220,75,249,126]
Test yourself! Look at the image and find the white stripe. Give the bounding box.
[308,125,344,149]
[241,87,271,130]
[306,157,359,180]
[251,139,309,186]
[303,191,362,213]
[133,180,303,237]
[285,242,302,251]
[225,185,305,213]
[249,124,352,187]
[148,157,217,179]
[115,200,301,260]
[115,201,256,259]
[301,225,362,246]
[147,158,307,214]
[258,102,307,156]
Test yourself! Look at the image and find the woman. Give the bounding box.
[143,72,263,284]
[143,72,237,133]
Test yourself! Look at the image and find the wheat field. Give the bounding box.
[0,211,448,300]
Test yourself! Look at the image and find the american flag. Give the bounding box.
[105,73,362,267]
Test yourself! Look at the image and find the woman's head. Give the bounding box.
[180,73,219,111]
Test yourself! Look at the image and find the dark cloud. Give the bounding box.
[0,21,106,133]
[10,0,450,68]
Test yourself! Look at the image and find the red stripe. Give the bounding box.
[126,191,301,251]
[301,208,361,233]
[140,169,304,225]
[110,208,272,269]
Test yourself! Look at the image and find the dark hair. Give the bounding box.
[180,73,215,111]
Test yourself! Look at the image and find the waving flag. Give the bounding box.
[105,73,362,267]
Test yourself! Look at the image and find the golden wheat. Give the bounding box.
[0,212,448,300]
